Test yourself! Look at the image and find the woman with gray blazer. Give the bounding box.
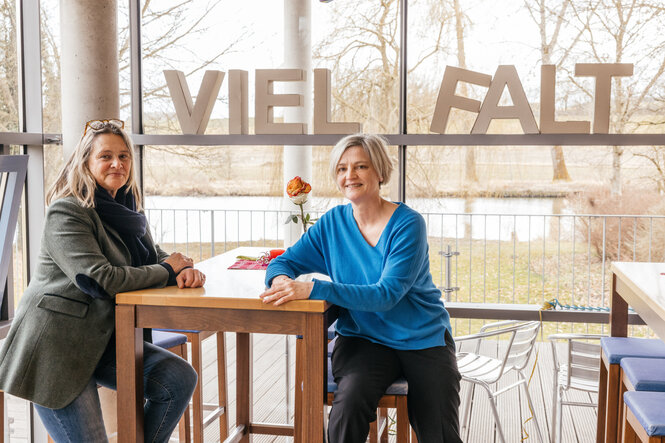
[0,119,203,442]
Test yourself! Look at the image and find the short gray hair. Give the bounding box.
[329,133,393,186]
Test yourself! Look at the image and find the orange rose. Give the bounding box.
[286,176,312,197]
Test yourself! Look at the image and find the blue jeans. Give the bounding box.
[35,340,197,443]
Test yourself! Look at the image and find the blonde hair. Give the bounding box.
[329,133,393,186]
[46,124,142,209]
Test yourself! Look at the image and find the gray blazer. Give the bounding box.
[0,196,171,409]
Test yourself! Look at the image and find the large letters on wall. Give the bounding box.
[430,63,634,135]
[164,63,634,135]
[164,68,361,135]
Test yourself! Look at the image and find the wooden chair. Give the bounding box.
[152,331,191,443]
[45,330,191,443]
[617,357,665,442]
[598,337,665,443]
[622,391,665,442]
[157,329,228,443]
[294,334,416,443]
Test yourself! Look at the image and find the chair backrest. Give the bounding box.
[0,155,28,326]
[549,334,603,390]
[504,321,541,371]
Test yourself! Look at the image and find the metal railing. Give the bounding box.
[145,208,665,329]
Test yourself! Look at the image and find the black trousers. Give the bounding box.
[328,331,462,443]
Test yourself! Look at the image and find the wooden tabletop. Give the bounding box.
[611,261,665,340]
[116,246,329,313]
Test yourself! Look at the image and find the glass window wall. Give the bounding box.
[0,0,19,131]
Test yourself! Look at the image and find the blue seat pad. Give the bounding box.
[326,336,408,396]
[624,391,665,436]
[155,328,201,334]
[621,358,665,391]
[601,337,665,364]
[326,360,409,395]
[152,330,188,349]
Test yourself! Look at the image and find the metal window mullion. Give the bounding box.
[587,217,592,305]
[17,0,45,283]
[18,1,46,441]
[497,216,501,302]
[512,214,516,303]
[572,216,576,306]
[556,216,561,301]
[527,215,531,303]
[483,214,487,302]
[397,0,407,202]
[542,215,546,302]
[129,0,144,194]
[601,217,606,307]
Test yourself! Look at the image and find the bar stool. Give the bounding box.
[622,391,665,442]
[598,337,665,443]
[152,330,191,443]
[617,358,665,441]
[46,331,191,443]
[294,331,416,443]
[326,352,413,443]
[157,329,228,443]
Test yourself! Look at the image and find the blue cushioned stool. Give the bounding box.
[622,391,665,442]
[618,358,665,441]
[621,358,665,392]
[325,337,413,443]
[153,330,188,349]
[153,331,191,443]
[294,333,416,443]
[156,329,228,443]
[598,338,665,443]
[45,331,190,443]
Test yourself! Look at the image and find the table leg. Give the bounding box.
[610,272,629,337]
[116,304,144,443]
[236,332,252,443]
[303,313,325,442]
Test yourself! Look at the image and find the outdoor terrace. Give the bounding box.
[4,331,599,442]
[4,206,658,442]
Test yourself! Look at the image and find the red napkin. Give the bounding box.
[228,259,269,270]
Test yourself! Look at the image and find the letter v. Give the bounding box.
[164,70,225,134]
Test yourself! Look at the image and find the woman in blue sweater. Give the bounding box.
[261,134,461,442]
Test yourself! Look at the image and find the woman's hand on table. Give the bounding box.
[260,275,313,306]
[164,252,194,273]
[176,268,206,288]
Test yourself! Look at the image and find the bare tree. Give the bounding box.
[314,0,455,196]
[524,0,588,181]
[453,0,478,183]
[0,0,18,132]
[569,0,665,195]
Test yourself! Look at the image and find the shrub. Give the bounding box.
[570,186,665,262]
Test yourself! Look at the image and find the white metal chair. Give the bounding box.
[455,320,544,443]
[548,333,604,443]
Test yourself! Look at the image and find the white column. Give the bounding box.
[60,0,119,156]
[283,0,312,247]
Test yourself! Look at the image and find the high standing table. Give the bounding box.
[596,262,665,442]
[609,262,665,339]
[116,247,332,443]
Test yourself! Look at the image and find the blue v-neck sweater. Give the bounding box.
[265,203,451,350]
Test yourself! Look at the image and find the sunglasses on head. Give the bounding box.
[84,119,124,136]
